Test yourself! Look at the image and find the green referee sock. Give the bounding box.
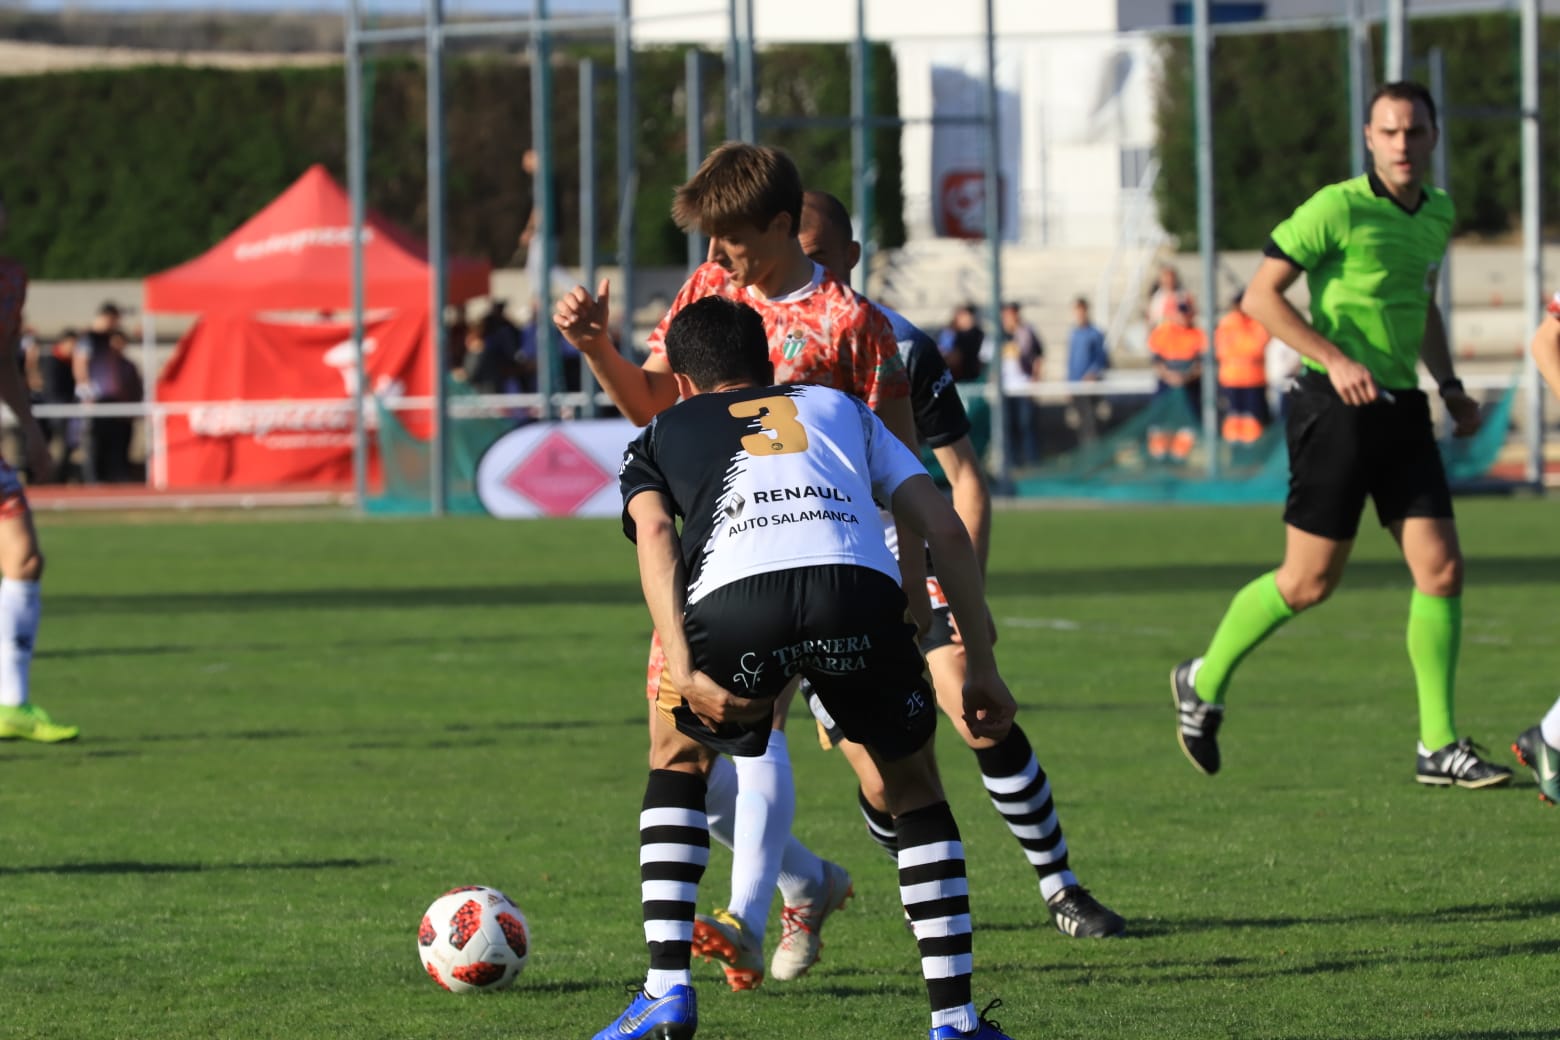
[1193,571,1296,705]
[1407,590,1460,750]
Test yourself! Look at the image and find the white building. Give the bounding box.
[632,1,1551,249]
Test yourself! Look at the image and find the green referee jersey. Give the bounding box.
[1266,171,1454,389]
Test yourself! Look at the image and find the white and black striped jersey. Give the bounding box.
[620,383,929,605]
[877,304,971,450]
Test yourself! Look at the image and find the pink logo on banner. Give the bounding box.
[502,429,611,516]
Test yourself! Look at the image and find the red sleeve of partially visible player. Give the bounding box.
[0,261,27,348]
[646,263,728,361]
[1547,291,1560,319]
[847,298,909,411]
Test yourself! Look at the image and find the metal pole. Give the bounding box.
[425,0,448,516]
[616,0,637,358]
[981,0,1007,489]
[1385,0,1407,82]
[1521,0,1544,487]
[531,0,557,421]
[1429,48,1451,333]
[139,303,157,488]
[1347,0,1367,176]
[740,0,757,142]
[346,0,369,511]
[686,49,707,271]
[725,0,740,139]
[1194,0,1219,477]
[580,57,600,417]
[850,0,875,294]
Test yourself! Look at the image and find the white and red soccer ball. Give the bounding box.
[417,885,530,993]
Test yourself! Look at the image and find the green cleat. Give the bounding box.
[1512,727,1560,807]
[0,703,79,743]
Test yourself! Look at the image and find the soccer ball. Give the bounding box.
[417,885,530,993]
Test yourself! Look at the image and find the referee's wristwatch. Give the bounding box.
[1438,377,1466,399]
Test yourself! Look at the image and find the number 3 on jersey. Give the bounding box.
[729,395,809,456]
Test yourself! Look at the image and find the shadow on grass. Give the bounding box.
[1269,1032,1559,1040]
[984,556,1560,599]
[51,582,643,618]
[1123,895,1560,937]
[69,716,642,751]
[0,856,391,877]
[37,633,471,660]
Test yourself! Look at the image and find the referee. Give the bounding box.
[1170,81,1511,790]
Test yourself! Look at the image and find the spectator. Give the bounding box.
[1065,296,1110,442]
[24,328,77,482]
[1145,299,1205,463]
[937,303,984,382]
[73,303,141,483]
[464,301,526,395]
[519,148,566,315]
[1146,263,1190,327]
[1214,290,1272,443]
[998,302,1043,465]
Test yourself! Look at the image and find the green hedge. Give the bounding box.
[0,45,902,279]
[1154,13,1560,249]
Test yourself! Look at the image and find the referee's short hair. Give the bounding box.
[664,296,775,391]
[1368,80,1437,130]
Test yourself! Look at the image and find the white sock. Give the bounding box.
[728,730,796,944]
[643,968,690,998]
[708,753,824,906]
[1542,696,1560,750]
[0,579,41,708]
[704,755,740,850]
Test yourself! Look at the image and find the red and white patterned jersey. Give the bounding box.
[646,261,909,411]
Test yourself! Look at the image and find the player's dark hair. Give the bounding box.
[672,142,803,238]
[1369,80,1437,130]
[664,296,774,391]
[800,190,852,243]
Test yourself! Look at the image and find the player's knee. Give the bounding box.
[1277,569,1336,611]
[1414,554,1462,597]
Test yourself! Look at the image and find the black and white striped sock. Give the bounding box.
[857,786,899,860]
[639,769,708,995]
[974,724,1077,902]
[897,801,976,1034]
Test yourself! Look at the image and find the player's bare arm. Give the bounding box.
[1419,304,1480,437]
[1532,314,1560,401]
[1243,256,1378,406]
[890,473,1014,740]
[553,279,679,423]
[626,488,771,731]
[932,436,991,574]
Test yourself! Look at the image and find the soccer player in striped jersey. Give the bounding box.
[594,295,1018,1040]
[689,192,1122,983]
[1515,303,1560,806]
[1169,81,1510,789]
[557,143,926,990]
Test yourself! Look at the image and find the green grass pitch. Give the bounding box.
[3,499,1557,1039]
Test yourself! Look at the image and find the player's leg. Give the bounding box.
[1513,694,1560,806]
[1391,516,1509,788]
[593,701,713,1040]
[1174,373,1366,775]
[1373,394,1509,789]
[693,678,810,990]
[924,629,1123,938]
[0,492,71,743]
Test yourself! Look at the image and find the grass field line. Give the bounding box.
[1000,614,1521,647]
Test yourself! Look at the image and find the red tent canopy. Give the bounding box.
[143,164,491,313]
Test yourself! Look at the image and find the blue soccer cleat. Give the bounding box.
[929,1000,1015,1040]
[592,983,697,1040]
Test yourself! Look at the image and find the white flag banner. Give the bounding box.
[930,46,1022,241]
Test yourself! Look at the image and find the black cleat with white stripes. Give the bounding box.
[1046,886,1125,939]
[1415,737,1512,789]
[1171,658,1223,776]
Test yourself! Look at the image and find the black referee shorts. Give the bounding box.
[1283,370,1453,541]
[663,564,936,761]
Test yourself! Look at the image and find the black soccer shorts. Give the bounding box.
[1282,370,1454,541]
[658,564,937,760]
